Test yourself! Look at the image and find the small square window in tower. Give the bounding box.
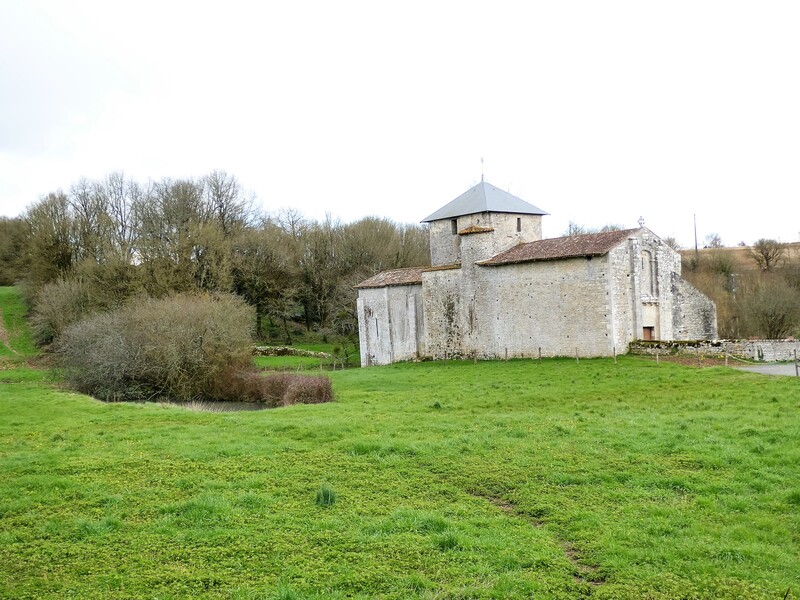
[451,219,458,235]
[642,326,655,340]
[516,217,521,232]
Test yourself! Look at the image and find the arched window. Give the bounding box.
[640,250,657,297]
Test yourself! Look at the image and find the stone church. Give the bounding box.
[356,181,717,366]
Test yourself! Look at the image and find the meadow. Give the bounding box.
[1,289,799,598]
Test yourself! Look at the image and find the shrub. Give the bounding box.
[57,292,255,402]
[214,371,334,407]
[29,278,93,345]
[282,375,334,406]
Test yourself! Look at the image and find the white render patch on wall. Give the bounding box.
[357,284,424,366]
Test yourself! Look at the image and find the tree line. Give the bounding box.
[0,171,430,347]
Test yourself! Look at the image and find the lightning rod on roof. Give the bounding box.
[480,157,484,182]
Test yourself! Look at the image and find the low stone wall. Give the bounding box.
[629,340,800,362]
[253,346,332,359]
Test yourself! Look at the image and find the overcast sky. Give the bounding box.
[1,0,798,247]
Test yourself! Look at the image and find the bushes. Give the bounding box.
[267,373,334,406]
[56,291,335,406]
[213,370,334,407]
[30,279,93,345]
[57,292,255,402]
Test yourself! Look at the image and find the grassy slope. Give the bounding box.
[0,286,36,361]
[1,287,799,599]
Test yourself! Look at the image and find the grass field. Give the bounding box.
[253,343,359,371]
[1,287,799,598]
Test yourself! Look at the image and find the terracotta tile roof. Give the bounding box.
[355,267,425,289]
[458,225,494,235]
[480,228,639,266]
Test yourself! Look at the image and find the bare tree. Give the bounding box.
[704,233,723,248]
[736,273,800,338]
[749,238,786,272]
[564,222,624,236]
[203,170,258,237]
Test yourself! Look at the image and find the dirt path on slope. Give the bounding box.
[0,308,19,354]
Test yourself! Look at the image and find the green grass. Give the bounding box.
[1,285,799,598]
[0,286,36,361]
[253,342,359,370]
[253,355,330,370]
[1,358,798,598]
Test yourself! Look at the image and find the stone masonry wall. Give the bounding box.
[607,240,637,351]
[476,257,615,357]
[630,339,800,362]
[670,274,718,340]
[421,267,463,358]
[429,220,462,266]
[428,213,543,266]
[421,256,616,359]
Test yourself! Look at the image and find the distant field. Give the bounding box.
[1,286,799,598]
[680,241,800,271]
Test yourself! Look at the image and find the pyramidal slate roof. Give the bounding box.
[422,181,548,222]
[479,228,640,266]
